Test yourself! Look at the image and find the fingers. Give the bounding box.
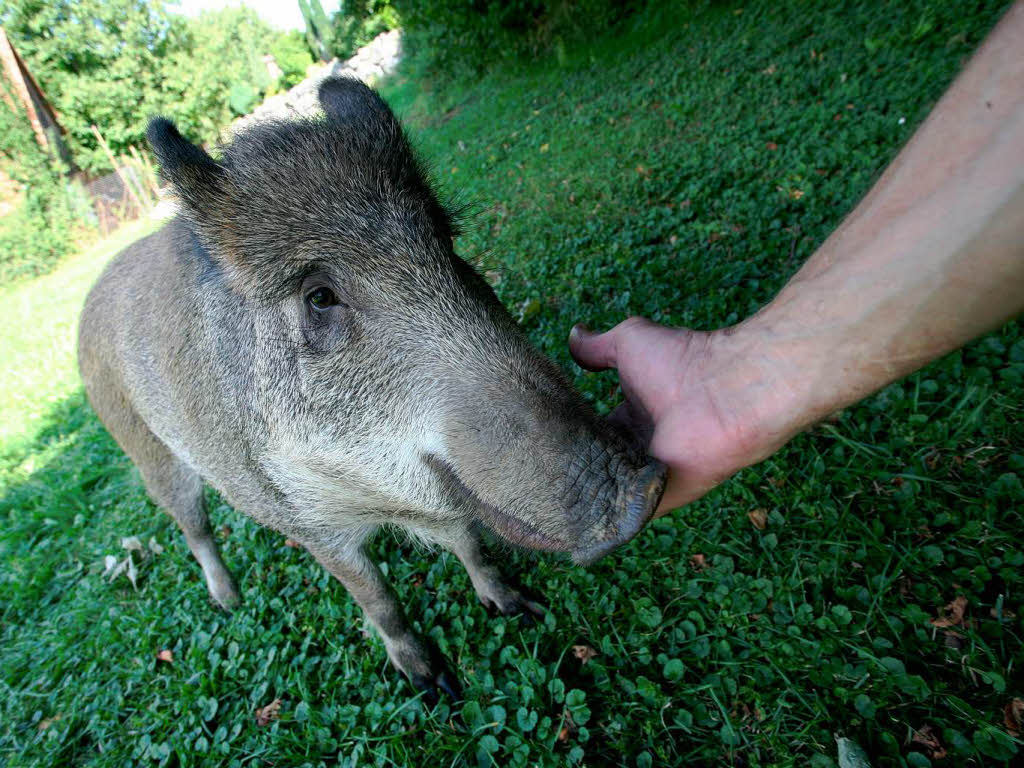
[569,316,649,371]
[569,324,616,371]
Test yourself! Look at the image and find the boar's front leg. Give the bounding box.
[299,531,462,703]
[450,530,545,620]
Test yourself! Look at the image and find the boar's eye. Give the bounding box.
[306,286,340,311]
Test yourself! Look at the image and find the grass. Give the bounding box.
[1,1,1022,766]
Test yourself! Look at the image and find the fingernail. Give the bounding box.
[570,323,591,340]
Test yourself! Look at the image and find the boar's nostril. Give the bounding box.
[571,459,667,566]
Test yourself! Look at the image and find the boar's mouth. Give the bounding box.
[423,454,666,565]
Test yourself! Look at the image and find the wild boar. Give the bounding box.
[78,77,665,700]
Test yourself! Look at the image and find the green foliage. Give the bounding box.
[0,84,90,282]
[330,0,399,60]
[228,82,260,117]
[270,30,315,90]
[394,0,649,78]
[111,6,278,160]
[0,0,185,174]
[2,1,1022,766]
[0,0,297,281]
[298,0,334,62]
[0,1,291,175]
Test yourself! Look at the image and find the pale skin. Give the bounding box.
[570,2,1024,515]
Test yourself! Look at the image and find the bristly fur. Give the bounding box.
[83,75,665,696]
[148,77,462,301]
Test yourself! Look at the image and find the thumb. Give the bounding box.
[569,323,619,371]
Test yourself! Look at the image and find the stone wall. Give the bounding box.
[233,29,402,133]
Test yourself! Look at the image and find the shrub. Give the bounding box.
[0,79,97,282]
[270,30,315,90]
[0,0,185,175]
[0,1,294,175]
[331,0,400,60]
[394,0,649,78]
[136,7,280,152]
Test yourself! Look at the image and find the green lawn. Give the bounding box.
[2,2,1022,766]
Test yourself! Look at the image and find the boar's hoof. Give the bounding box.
[412,663,463,706]
[480,585,546,623]
[207,576,240,611]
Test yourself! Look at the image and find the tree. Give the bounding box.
[298,0,334,62]
[158,7,281,138]
[0,0,184,172]
[270,30,314,90]
[0,1,289,173]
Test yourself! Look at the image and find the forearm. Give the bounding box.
[736,2,1024,436]
[570,5,1024,513]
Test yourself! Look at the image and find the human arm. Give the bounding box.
[570,2,1024,514]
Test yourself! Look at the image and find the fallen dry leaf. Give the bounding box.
[942,630,965,650]
[690,553,709,571]
[990,605,1017,621]
[283,538,301,548]
[125,554,139,590]
[1005,698,1024,736]
[898,575,913,597]
[255,698,282,727]
[572,645,598,665]
[747,509,768,530]
[103,552,139,590]
[557,708,578,742]
[37,713,62,731]
[156,649,173,663]
[931,595,968,628]
[910,725,947,760]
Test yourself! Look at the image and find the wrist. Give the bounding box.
[707,313,829,454]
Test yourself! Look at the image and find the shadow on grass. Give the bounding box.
[0,388,142,616]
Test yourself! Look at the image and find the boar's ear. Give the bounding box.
[318,77,397,127]
[146,117,225,215]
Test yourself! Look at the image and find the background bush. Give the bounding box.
[0,82,90,282]
[270,30,315,90]
[330,0,400,59]
[156,6,281,137]
[394,0,650,78]
[0,0,315,283]
[0,0,298,175]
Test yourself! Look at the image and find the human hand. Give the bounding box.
[569,317,806,514]
[569,6,1024,514]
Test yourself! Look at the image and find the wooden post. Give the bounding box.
[0,27,47,148]
[128,144,160,198]
[119,153,152,212]
[90,124,146,213]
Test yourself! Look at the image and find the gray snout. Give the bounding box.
[570,459,667,566]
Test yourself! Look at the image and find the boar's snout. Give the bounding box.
[569,458,666,565]
[425,420,667,566]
